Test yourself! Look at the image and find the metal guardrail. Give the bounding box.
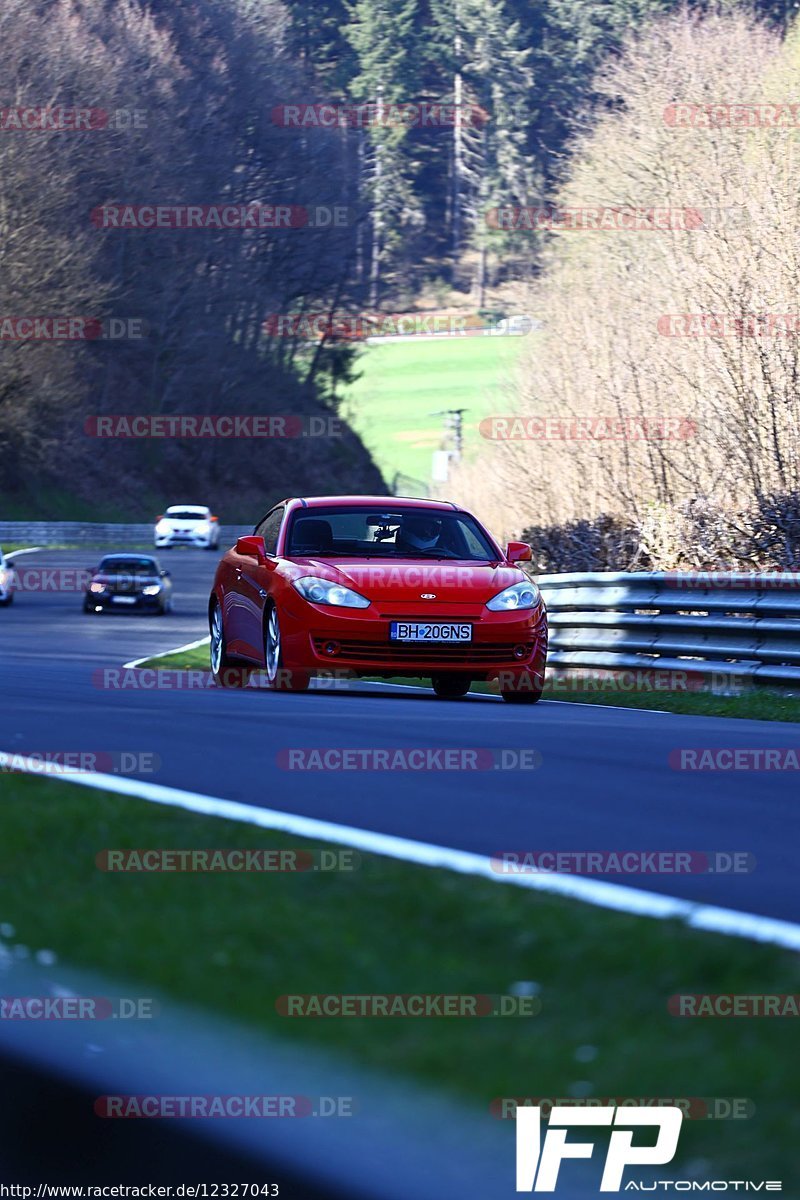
[538,570,800,686]
[0,520,249,547]
[3,531,798,684]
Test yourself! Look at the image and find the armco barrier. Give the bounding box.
[538,571,800,686]
[3,530,798,686]
[0,520,249,548]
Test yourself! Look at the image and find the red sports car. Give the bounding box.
[208,496,547,703]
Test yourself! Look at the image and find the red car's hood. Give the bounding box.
[288,557,528,603]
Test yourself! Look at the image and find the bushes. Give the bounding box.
[523,493,800,573]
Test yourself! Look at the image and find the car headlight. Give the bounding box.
[293,576,370,608]
[89,582,106,594]
[486,580,541,611]
[142,584,161,596]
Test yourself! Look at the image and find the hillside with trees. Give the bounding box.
[449,8,800,570]
[1,0,797,523]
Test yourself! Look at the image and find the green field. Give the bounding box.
[342,335,527,486]
[1,774,798,1180]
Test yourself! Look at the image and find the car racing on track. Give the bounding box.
[209,495,548,701]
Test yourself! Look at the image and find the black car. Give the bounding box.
[83,554,173,615]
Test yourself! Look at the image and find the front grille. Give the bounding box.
[313,638,534,665]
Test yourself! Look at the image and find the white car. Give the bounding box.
[154,505,220,550]
[0,548,18,606]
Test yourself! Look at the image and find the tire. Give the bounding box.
[209,598,252,688]
[431,674,471,699]
[264,604,309,692]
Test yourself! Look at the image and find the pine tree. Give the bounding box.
[345,0,422,306]
[430,0,537,292]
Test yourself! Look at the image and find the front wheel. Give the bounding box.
[210,599,252,687]
[265,605,309,692]
[431,674,471,699]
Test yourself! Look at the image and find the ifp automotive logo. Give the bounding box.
[515,1104,683,1192]
[514,1105,782,1191]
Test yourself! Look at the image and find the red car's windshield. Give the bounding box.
[285,506,499,561]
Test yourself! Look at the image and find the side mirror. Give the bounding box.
[506,541,532,563]
[160,569,171,578]
[236,535,267,561]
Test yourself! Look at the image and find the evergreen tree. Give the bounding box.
[345,0,422,305]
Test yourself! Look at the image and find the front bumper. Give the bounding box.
[155,532,213,547]
[85,592,163,611]
[282,600,548,680]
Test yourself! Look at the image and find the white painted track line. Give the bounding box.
[124,636,211,669]
[3,750,799,953]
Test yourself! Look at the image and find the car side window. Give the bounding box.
[255,507,284,556]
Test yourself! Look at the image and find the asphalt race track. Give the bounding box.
[2,547,799,924]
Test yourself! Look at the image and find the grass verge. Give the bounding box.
[0,773,798,1180]
[137,645,800,722]
[341,336,526,484]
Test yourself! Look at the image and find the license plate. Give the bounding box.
[390,622,472,643]
[112,596,136,604]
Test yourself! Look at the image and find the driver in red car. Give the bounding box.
[396,514,444,553]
